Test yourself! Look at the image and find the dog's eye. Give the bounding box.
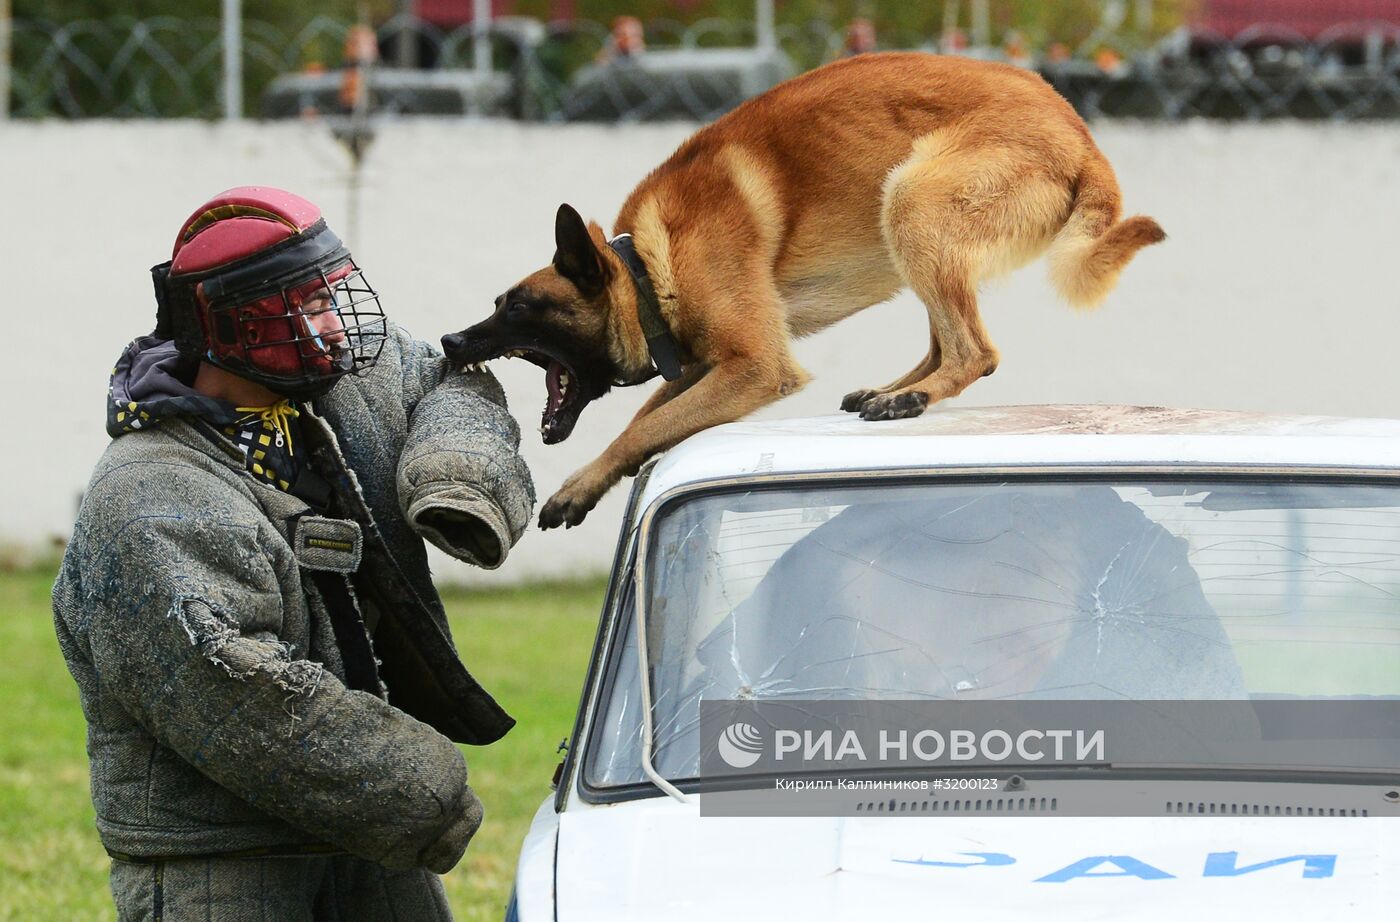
[507,301,528,319]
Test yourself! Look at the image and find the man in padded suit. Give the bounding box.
[52,187,535,920]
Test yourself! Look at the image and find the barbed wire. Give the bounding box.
[9,14,1400,122]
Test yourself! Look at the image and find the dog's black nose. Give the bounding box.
[441,332,466,357]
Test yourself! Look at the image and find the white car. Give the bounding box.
[508,405,1400,921]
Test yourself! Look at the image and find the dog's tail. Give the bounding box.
[1048,150,1165,310]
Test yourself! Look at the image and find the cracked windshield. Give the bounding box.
[589,480,1400,786]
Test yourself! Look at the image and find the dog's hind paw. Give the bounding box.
[859,390,929,421]
[840,389,880,413]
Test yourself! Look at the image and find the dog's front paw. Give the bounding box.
[539,490,595,530]
[840,389,880,413]
[859,390,929,421]
[539,469,610,530]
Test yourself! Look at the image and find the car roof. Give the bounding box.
[638,404,1400,509]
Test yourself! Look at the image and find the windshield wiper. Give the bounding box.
[633,554,691,804]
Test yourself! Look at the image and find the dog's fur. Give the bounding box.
[443,52,1165,529]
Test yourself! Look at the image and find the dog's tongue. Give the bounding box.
[546,360,565,415]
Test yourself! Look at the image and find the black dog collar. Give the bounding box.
[608,233,683,381]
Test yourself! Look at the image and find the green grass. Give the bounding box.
[0,568,606,922]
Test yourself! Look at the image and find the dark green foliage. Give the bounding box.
[8,1,1191,118]
[10,1,395,118]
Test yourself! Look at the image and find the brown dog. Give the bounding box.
[442,52,1164,529]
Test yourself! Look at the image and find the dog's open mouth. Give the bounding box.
[460,348,584,445]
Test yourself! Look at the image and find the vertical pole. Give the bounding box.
[395,0,417,69]
[970,0,990,50]
[941,0,959,54]
[473,0,491,114]
[1134,0,1154,34]
[1365,28,1383,74]
[472,0,492,71]
[221,0,243,119]
[346,7,374,254]
[0,0,11,121]
[756,0,775,52]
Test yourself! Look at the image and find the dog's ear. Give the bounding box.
[553,203,605,297]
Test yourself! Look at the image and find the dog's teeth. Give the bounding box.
[560,372,570,388]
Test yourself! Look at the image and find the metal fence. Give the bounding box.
[9,14,1400,122]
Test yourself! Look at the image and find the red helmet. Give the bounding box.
[152,186,385,400]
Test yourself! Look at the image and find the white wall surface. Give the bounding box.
[2,119,1397,583]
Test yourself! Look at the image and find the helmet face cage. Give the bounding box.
[201,261,387,399]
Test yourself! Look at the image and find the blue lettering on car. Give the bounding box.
[893,852,1016,868]
[1037,856,1175,882]
[892,851,1339,880]
[1202,851,1336,879]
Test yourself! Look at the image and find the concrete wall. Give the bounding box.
[3,119,1397,582]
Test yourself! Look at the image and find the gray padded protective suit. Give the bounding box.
[52,325,535,920]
